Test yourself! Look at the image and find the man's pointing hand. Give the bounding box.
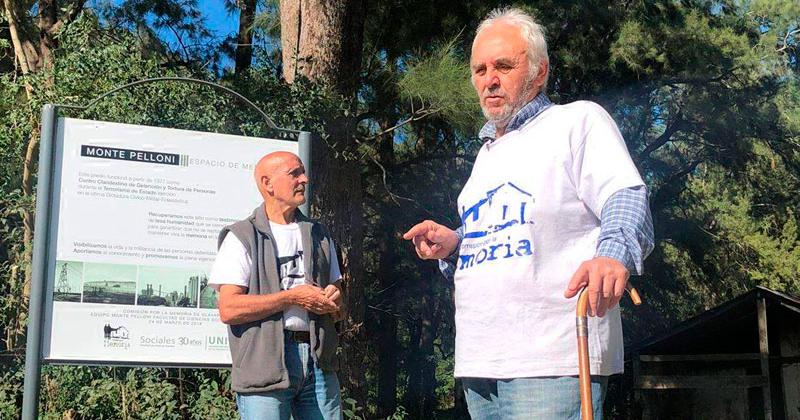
[403,220,459,260]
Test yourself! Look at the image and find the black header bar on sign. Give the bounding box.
[80,145,185,166]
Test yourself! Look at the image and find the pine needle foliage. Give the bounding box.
[397,37,481,134]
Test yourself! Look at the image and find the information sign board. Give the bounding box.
[42,118,297,365]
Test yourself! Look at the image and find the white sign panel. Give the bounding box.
[42,118,298,365]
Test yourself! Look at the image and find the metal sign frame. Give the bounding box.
[21,78,316,420]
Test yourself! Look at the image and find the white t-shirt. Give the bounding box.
[208,221,342,331]
[454,101,644,378]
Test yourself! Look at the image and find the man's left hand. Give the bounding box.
[564,257,629,317]
[323,283,344,321]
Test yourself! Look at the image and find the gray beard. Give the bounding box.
[482,105,515,129]
[481,83,535,132]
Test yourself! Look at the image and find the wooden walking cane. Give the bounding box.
[576,284,642,420]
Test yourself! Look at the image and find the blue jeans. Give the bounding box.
[463,376,608,420]
[235,337,342,420]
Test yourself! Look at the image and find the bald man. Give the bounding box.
[209,151,344,420]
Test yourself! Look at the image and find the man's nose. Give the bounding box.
[298,173,309,184]
[483,68,501,88]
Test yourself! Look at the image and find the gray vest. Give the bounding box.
[218,206,339,393]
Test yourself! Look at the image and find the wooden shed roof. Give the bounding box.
[632,286,800,355]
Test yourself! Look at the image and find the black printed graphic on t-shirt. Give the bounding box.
[279,251,304,288]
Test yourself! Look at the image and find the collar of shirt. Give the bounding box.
[478,93,553,142]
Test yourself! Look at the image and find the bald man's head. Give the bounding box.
[254,151,298,185]
[254,151,308,208]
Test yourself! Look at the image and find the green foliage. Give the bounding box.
[0,362,240,419]
[397,38,482,133]
[342,396,366,420]
[682,144,800,296]
[610,20,663,75]
[610,9,765,95]
[0,362,24,418]
[776,81,800,134]
[387,405,409,419]
[189,373,238,419]
[252,0,281,39]
[99,0,220,69]
[32,366,234,419]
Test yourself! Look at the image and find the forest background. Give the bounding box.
[1,0,799,418]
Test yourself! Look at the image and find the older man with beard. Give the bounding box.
[403,7,654,420]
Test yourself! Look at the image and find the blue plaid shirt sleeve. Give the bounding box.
[595,185,654,275]
[437,225,464,281]
[436,186,654,280]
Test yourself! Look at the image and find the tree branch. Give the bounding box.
[392,152,475,172]
[363,148,413,205]
[361,151,474,182]
[3,0,35,75]
[638,111,685,160]
[362,108,439,142]
[651,159,703,210]
[777,28,799,53]
[49,0,87,34]
[37,0,58,69]
[166,23,191,62]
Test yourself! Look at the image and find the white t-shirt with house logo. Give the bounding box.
[209,221,342,332]
[454,101,644,378]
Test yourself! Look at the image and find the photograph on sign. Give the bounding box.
[42,118,298,366]
[53,260,83,302]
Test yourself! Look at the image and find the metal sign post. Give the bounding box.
[21,104,58,420]
[20,79,316,420]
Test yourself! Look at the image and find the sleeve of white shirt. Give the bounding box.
[329,240,343,283]
[208,233,251,291]
[572,102,645,218]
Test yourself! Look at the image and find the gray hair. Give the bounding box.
[474,7,549,91]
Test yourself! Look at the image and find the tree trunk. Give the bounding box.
[234,0,256,73]
[3,0,84,348]
[374,126,399,418]
[404,265,440,418]
[278,0,300,82]
[279,0,364,96]
[5,0,44,300]
[21,127,40,298]
[38,0,58,70]
[279,0,367,406]
[375,302,398,417]
[3,0,39,74]
[418,267,440,417]
[313,121,368,406]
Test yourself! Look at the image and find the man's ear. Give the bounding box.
[534,60,549,89]
[260,175,273,194]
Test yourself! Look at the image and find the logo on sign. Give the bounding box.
[103,323,130,349]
